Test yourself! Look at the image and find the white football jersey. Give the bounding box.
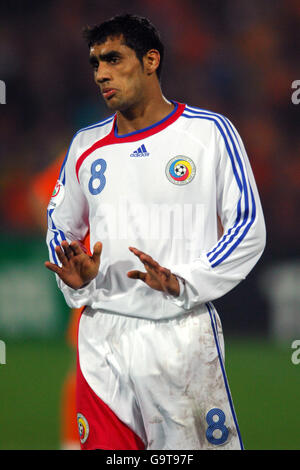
[46,101,266,320]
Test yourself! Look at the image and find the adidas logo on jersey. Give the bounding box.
[130,144,150,157]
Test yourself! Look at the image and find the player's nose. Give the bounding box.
[95,63,112,85]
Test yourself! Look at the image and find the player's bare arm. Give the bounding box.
[45,240,102,289]
[127,247,180,297]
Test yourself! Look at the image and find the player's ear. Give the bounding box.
[143,49,160,76]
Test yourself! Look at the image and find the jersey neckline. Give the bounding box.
[112,101,186,142]
[75,101,185,181]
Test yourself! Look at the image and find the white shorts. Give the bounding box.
[78,302,243,450]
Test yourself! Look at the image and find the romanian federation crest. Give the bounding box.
[77,413,89,444]
[166,156,196,185]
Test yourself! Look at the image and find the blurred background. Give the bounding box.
[0,0,300,450]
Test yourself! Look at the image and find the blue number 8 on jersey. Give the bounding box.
[88,158,107,195]
[206,408,229,445]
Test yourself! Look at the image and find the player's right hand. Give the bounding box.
[45,240,102,289]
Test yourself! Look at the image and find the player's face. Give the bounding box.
[89,36,147,112]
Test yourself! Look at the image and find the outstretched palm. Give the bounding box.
[127,247,180,297]
[45,240,102,289]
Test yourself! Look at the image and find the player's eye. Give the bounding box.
[90,60,99,71]
[108,56,120,64]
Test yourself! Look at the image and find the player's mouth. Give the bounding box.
[102,88,117,99]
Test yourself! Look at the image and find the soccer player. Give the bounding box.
[45,14,266,450]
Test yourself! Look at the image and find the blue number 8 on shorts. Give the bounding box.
[205,408,229,445]
[88,158,107,195]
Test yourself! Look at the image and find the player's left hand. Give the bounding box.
[127,247,180,297]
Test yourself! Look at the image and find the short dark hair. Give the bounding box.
[83,14,164,79]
